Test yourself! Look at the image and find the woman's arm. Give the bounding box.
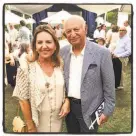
[19,100,37,132]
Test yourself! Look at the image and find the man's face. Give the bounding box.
[119,27,127,38]
[64,19,87,47]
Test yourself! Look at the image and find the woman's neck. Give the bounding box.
[38,57,52,65]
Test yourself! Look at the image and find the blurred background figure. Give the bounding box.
[106,23,115,47]
[100,24,106,40]
[123,20,131,38]
[8,23,18,52]
[97,37,105,46]
[17,20,31,44]
[108,25,119,52]
[18,42,32,68]
[93,24,101,42]
[112,26,131,90]
[55,24,63,40]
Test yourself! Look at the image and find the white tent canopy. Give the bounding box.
[8,4,130,16]
[9,5,52,15]
[41,10,72,23]
[5,10,23,24]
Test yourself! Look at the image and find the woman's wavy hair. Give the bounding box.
[18,42,29,57]
[29,24,60,67]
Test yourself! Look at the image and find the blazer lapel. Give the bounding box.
[64,50,71,91]
[81,41,96,84]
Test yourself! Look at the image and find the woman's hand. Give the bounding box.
[26,120,37,132]
[59,98,70,118]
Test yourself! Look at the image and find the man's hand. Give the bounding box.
[112,53,119,58]
[59,98,70,118]
[97,113,108,125]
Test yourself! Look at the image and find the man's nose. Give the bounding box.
[71,30,76,37]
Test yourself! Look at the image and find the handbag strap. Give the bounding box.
[17,102,20,116]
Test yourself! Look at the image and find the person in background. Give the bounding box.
[100,24,106,40]
[93,24,101,42]
[12,25,70,132]
[60,15,115,133]
[112,26,131,90]
[55,24,63,40]
[8,23,18,52]
[124,20,131,38]
[97,37,106,46]
[11,42,32,69]
[5,29,15,86]
[17,20,31,44]
[106,23,115,47]
[108,25,119,53]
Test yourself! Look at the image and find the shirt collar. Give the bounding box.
[70,44,86,56]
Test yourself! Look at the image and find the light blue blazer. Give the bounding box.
[60,39,115,127]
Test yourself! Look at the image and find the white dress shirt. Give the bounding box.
[113,34,131,57]
[68,46,85,99]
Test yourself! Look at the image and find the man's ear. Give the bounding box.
[85,24,88,35]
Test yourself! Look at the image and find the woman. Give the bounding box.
[100,24,106,40]
[18,42,32,68]
[12,25,70,132]
[108,25,119,52]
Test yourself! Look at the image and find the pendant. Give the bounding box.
[45,82,50,88]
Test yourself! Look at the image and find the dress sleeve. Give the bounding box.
[12,67,30,100]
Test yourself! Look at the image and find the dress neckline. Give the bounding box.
[36,61,55,78]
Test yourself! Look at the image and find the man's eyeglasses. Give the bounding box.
[119,30,126,32]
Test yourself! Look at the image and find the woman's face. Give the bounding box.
[36,31,56,59]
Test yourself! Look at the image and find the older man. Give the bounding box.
[112,26,131,89]
[60,15,115,133]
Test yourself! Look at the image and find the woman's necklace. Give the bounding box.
[37,60,53,88]
[37,60,57,132]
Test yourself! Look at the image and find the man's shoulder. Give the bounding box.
[87,41,109,52]
[60,45,70,54]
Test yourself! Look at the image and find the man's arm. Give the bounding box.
[100,49,115,116]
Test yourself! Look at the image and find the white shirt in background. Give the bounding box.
[93,29,101,39]
[9,28,18,45]
[68,46,85,99]
[125,25,131,38]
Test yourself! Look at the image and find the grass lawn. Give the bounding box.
[3,62,132,133]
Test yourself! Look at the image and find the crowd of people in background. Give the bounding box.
[5,20,33,87]
[93,20,131,90]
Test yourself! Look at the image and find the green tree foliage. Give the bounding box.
[106,8,118,25]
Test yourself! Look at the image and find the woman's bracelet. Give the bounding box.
[25,120,34,124]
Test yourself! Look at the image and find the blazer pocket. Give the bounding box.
[88,64,97,70]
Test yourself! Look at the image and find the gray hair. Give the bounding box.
[64,15,86,30]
